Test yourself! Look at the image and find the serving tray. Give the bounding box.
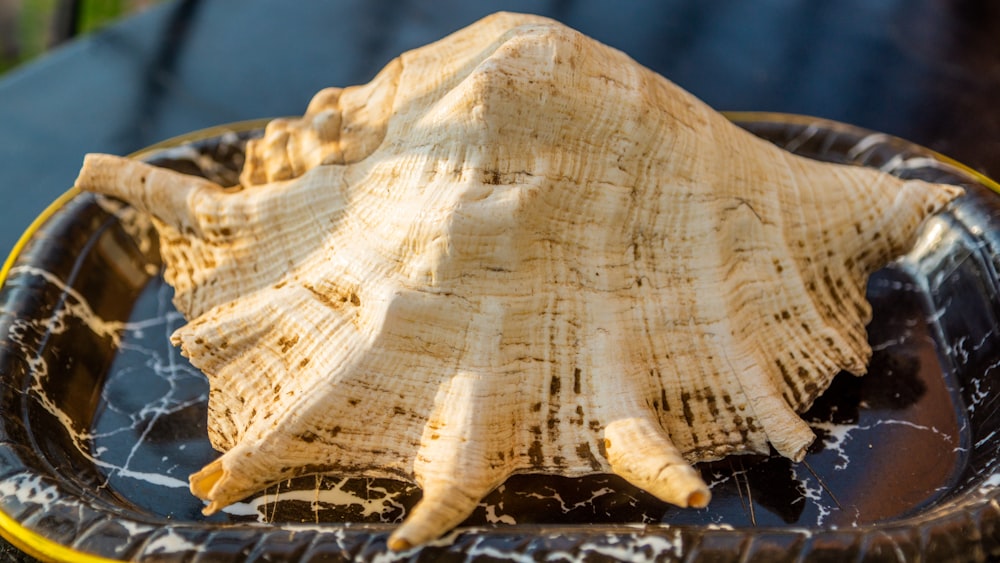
[0,114,998,561]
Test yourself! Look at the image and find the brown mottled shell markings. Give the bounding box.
[74,12,962,551]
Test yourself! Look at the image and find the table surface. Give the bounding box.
[0,1,998,561]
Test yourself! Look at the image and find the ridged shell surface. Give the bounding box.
[74,12,962,550]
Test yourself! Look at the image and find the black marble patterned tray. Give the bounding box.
[0,114,998,561]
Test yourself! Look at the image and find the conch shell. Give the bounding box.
[73,12,962,550]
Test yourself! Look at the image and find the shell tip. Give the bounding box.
[189,458,225,498]
[386,534,414,552]
[687,489,710,509]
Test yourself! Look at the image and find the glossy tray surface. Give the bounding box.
[1,115,999,561]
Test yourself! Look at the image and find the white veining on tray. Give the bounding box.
[8,266,125,344]
[3,268,205,497]
[0,474,59,512]
[144,528,204,555]
[481,504,517,525]
[223,476,411,524]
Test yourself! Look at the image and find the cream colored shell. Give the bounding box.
[74,12,962,551]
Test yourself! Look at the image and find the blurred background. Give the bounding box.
[0,0,163,74]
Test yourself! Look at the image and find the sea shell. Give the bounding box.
[73,12,962,550]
